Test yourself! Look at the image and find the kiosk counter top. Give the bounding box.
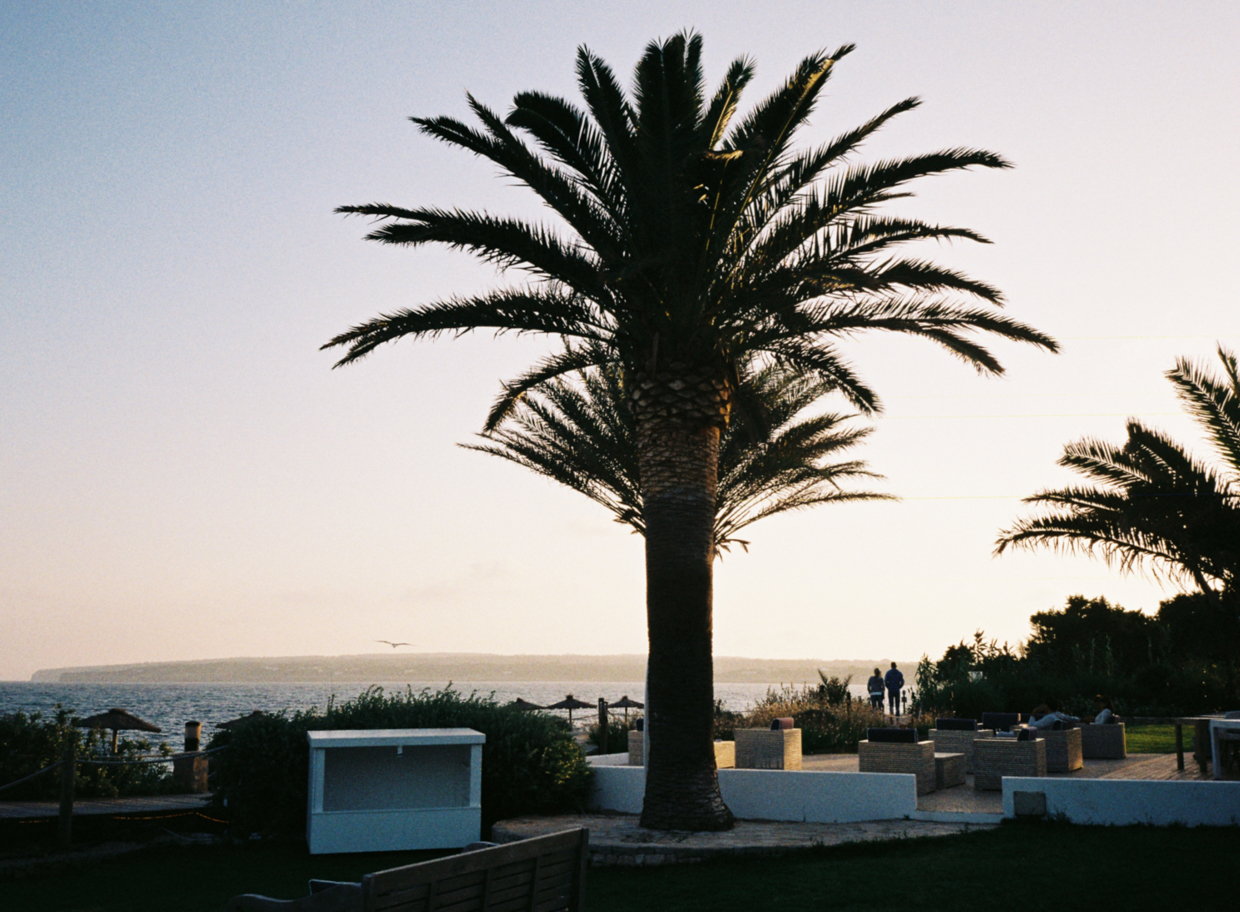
[306,728,486,748]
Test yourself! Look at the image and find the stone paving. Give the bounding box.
[806,750,1206,816]
[491,813,994,866]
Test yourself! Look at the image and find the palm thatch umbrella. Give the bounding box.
[611,695,644,723]
[546,694,592,725]
[507,697,545,711]
[216,710,267,730]
[74,708,162,753]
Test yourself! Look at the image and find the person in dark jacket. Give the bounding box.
[867,668,885,710]
[884,662,905,715]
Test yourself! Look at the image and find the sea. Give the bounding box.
[0,681,870,753]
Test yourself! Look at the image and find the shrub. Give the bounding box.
[587,715,638,754]
[0,707,173,800]
[738,685,888,753]
[207,686,592,837]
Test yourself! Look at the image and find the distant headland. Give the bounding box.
[29,654,907,685]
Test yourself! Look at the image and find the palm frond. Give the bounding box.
[321,287,611,367]
[1166,345,1240,476]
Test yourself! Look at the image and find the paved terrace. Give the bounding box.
[803,750,1209,817]
[492,814,994,866]
[514,751,1211,862]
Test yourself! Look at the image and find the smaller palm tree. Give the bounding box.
[996,345,1240,601]
[464,361,888,553]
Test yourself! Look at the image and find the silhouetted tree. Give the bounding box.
[327,34,1054,830]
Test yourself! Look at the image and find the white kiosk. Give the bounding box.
[306,728,485,854]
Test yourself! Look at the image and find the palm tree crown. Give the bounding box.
[996,346,1240,600]
[325,34,1054,415]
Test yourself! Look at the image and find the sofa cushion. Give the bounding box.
[936,718,979,732]
[981,712,1020,732]
[868,727,917,743]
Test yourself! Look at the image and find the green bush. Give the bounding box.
[0,707,173,800]
[587,715,638,754]
[207,686,592,837]
[738,685,889,753]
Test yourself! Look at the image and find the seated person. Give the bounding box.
[1028,698,1080,729]
[1091,694,1119,724]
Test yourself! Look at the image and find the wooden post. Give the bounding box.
[1194,719,1211,775]
[184,721,201,753]
[1175,723,1185,771]
[58,738,75,849]
[597,699,608,754]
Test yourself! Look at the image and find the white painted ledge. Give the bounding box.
[587,765,917,823]
[1002,777,1240,826]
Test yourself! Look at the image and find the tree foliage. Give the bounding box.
[465,361,888,554]
[915,595,1240,718]
[998,346,1240,601]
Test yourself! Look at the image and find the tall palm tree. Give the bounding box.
[997,346,1240,601]
[326,34,1056,830]
[464,361,889,554]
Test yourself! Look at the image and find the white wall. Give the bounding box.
[1002,777,1240,826]
[587,766,917,823]
[588,752,630,767]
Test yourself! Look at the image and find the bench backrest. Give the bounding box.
[981,712,1020,732]
[362,828,588,912]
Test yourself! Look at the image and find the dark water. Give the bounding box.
[0,681,820,753]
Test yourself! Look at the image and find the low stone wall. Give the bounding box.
[588,752,630,767]
[586,765,917,823]
[1002,777,1240,826]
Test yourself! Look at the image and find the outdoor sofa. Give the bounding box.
[1079,722,1127,759]
[858,728,937,795]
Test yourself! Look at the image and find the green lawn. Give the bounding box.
[1125,723,1193,754]
[4,821,1236,912]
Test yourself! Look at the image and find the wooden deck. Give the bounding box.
[0,793,215,820]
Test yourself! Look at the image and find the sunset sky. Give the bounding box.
[3,1,1238,681]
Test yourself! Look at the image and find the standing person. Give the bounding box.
[867,668,885,710]
[884,662,905,716]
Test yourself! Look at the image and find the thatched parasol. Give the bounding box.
[610,695,644,722]
[508,697,545,711]
[216,710,268,730]
[546,694,593,725]
[74,708,162,753]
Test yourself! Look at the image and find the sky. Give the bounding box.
[2,1,1238,681]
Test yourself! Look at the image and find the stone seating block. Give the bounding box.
[1037,727,1083,772]
[929,728,995,773]
[934,752,966,789]
[1079,723,1127,759]
[627,729,643,766]
[973,738,1046,790]
[858,740,936,795]
[629,732,738,769]
[734,728,802,770]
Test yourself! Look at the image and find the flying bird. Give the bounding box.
[376,640,412,648]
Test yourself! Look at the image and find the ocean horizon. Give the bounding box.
[0,680,874,753]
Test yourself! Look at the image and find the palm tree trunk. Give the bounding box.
[635,413,734,831]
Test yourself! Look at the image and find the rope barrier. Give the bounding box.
[0,760,64,794]
[0,745,228,790]
[76,745,229,767]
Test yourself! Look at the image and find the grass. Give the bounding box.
[4,820,1236,911]
[1125,723,1193,754]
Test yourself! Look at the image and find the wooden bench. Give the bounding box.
[226,828,588,912]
